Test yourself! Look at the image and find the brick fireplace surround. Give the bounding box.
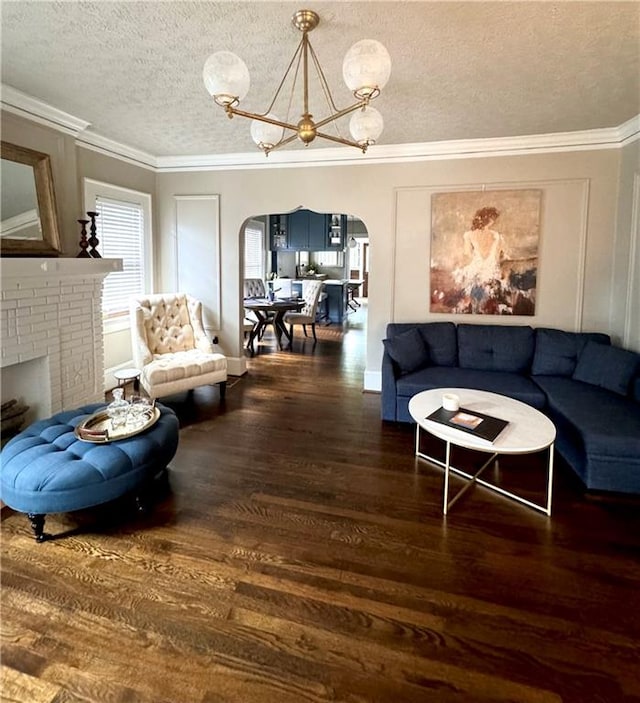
[1,258,122,426]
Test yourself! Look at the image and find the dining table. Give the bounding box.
[243,297,305,354]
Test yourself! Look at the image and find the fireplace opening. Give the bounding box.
[1,356,51,441]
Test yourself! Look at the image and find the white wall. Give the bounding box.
[611,140,640,352]
[155,148,623,388]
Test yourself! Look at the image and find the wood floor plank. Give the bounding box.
[0,665,61,703]
[228,606,563,703]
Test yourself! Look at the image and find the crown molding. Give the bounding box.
[1,84,90,136]
[2,84,637,171]
[76,131,157,171]
[618,114,640,146]
[155,122,639,171]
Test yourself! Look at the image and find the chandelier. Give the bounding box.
[202,9,391,156]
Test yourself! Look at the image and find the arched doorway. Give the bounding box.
[240,207,369,359]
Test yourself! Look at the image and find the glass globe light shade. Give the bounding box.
[348,236,358,249]
[349,106,384,146]
[250,115,284,151]
[203,51,250,105]
[343,40,391,99]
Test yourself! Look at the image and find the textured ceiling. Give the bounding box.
[1,1,639,157]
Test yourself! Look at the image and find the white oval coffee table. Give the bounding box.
[408,388,556,516]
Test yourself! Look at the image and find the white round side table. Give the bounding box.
[113,367,141,398]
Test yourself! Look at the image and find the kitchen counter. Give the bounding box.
[293,278,347,285]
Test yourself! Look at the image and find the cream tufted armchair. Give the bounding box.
[130,293,227,400]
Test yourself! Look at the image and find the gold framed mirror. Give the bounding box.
[1,141,62,256]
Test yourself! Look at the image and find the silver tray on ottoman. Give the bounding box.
[74,407,160,443]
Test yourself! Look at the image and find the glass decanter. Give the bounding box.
[106,387,129,430]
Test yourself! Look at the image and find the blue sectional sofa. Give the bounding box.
[382,323,640,494]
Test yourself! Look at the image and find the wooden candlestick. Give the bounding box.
[86,211,101,258]
[76,219,91,258]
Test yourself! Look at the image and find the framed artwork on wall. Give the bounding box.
[430,189,542,315]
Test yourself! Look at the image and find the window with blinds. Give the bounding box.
[244,220,265,279]
[96,196,145,320]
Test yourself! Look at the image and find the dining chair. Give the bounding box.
[243,277,273,339]
[243,278,267,298]
[283,280,324,342]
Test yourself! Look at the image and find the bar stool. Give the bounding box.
[316,292,330,325]
[347,282,361,311]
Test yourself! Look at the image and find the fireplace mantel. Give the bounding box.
[1,257,122,280]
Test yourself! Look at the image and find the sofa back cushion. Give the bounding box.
[531,328,610,377]
[457,324,535,373]
[382,328,427,375]
[572,340,640,396]
[385,322,457,368]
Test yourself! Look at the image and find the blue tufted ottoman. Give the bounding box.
[0,402,179,542]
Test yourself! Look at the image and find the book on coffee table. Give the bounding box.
[426,406,509,443]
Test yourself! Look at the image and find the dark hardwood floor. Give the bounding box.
[2,305,640,702]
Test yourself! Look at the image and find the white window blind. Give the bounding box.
[96,196,145,319]
[244,221,264,279]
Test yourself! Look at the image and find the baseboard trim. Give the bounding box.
[364,370,381,393]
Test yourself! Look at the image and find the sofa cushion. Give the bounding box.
[531,328,610,377]
[457,324,535,373]
[396,367,547,409]
[385,322,457,367]
[535,376,640,493]
[534,376,640,462]
[383,328,427,375]
[572,341,640,396]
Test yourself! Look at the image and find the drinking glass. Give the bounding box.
[128,395,152,429]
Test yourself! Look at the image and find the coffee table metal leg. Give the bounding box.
[545,444,554,516]
[444,450,497,515]
[443,441,451,515]
[414,425,553,515]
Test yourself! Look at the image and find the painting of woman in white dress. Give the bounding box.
[430,190,541,315]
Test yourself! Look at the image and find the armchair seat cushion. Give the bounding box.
[143,349,227,387]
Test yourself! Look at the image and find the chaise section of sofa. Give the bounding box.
[530,329,640,493]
